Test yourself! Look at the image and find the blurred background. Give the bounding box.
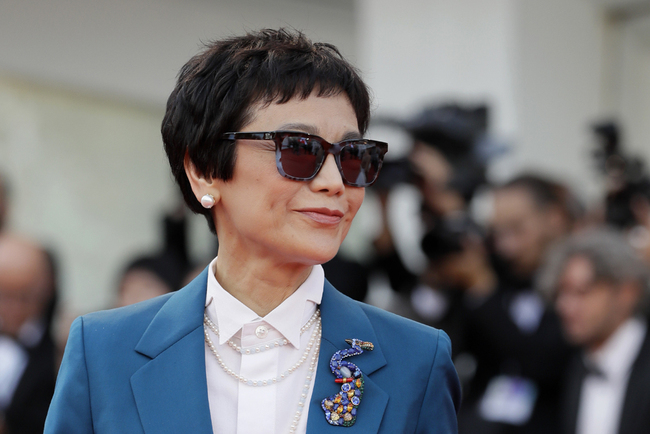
[4,0,650,319]
[3,0,650,432]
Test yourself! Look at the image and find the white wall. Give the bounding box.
[0,77,173,314]
[357,0,518,138]
[513,0,606,200]
[619,16,650,161]
[0,0,358,106]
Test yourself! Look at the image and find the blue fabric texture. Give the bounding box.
[45,267,460,433]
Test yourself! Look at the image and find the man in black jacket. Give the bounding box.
[539,228,650,434]
[0,234,57,434]
[455,174,576,434]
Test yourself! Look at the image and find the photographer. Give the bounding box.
[456,173,576,434]
[403,104,495,341]
[392,103,574,434]
[364,105,493,336]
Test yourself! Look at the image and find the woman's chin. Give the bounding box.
[283,244,340,267]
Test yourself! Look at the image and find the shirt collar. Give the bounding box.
[586,316,647,381]
[204,256,324,348]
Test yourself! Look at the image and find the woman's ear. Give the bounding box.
[184,152,220,205]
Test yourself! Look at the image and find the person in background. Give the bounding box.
[116,252,186,307]
[116,206,192,308]
[0,233,57,434]
[384,104,490,336]
[455,174,577,434]
[373,105,563,433]
[490,174,580,288]
[539,228,650,434]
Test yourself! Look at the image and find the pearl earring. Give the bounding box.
[200,194,215,209]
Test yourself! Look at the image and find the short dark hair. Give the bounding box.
[161,28,371,233]
[498,173,582,226]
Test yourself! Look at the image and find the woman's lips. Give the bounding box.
[298,208,344,225]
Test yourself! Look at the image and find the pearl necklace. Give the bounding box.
[204,309,320,355]
[203,311,321,386]
[203,311,322,434]
[289,325,320,433]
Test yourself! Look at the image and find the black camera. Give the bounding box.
[592,121,650,229]
[405,103,491,261]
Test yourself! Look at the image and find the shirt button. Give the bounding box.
[255,325,268,339]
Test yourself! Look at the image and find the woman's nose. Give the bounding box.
[309,154,344,195]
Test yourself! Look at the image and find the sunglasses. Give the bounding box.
[221,130,388,187]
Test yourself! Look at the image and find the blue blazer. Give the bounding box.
[45,268,460,433]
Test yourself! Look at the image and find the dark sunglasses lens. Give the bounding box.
[340,143,383,186]
[279,135,323,179]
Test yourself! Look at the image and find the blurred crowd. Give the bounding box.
[348,106,650,434]
[2,102,650,434]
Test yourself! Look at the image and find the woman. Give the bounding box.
[45,29,460,433]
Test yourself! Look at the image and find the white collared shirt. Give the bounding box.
[204,257,324,434]
[0,335,28,410]
[576,317,647,434]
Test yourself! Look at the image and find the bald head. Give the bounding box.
[0,234,51,338]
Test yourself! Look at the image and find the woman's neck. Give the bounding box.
[214,254,313,317]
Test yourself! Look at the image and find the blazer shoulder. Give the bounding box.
[348,297,453,366]
[356,298,445,340]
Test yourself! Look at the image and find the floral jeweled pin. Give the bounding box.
[321,338,374,427]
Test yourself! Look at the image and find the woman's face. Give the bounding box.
[211,92,365,267]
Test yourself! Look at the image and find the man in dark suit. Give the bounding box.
[539,228,650,434]
[0,234,57,434]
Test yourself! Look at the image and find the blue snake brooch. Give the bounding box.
[321,338,374,427]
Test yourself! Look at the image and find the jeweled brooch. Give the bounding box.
[321,338,374,427]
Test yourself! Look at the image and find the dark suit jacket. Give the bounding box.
[561,323,650,434]
[4,330,57,434]
[44,268,461,433]
[458,288,571,434]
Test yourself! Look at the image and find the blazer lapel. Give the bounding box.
[130,268,213,434]
[307,281,389,433]
[561,355,586,434]
[619,326,650,434]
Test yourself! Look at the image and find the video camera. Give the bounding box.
[394,103,491,261]
[592,121,650,229]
